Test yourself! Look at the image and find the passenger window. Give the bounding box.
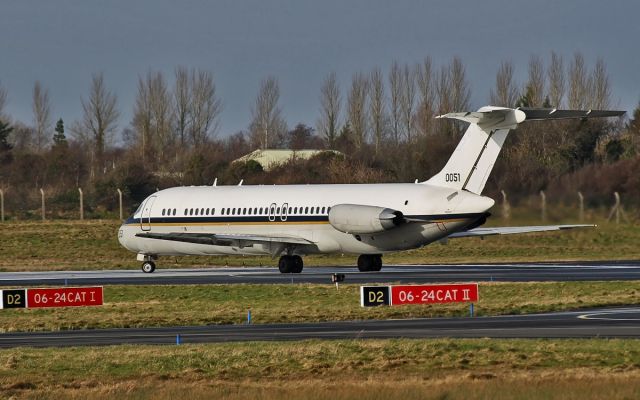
[195,208,199,216]
[248,208,252,215]
[288,207,292,213]
[305,207,309,214]
[184,208,188,215]
[276,207,281,214]
[221,208,225,215]
[162,209,165,216]
[190,208,194,216]
[173,209,177,216]
[259,207,263,214]
[321,207,326,214]
[254,207,258,214]
[316,207,320,214]
[243,208,247,215]
[212,208,215,215]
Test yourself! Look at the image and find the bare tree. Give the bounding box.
[346,72,368,150]
[174,66,190,147]
[250,76,286,149]
[389,61,402,144]
[437,57,470,137]
[450,57,470,112]
[317,72,341,148]
[133,71,174,164]
[590,58,611,110]
[436,65,452,115]
[72,73,119,174]
[32,81,52,152]
[0,81,7,119]
[568,52,590,109]
[415,57,435,137]
[399,64,416,142]
[132,75,151,160]
[526,55,545,107]
[548,51,565,108]
[190,69,222,145]
[490,61,519,107]
[369,67,385,154]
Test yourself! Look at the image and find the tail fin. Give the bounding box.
[424,106,625,194]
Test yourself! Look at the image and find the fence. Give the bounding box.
[0,187,634,224]
[500,190,632,224]
[0,188,127,222]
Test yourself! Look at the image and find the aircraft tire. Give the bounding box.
[278,256,292,273]
[141,261,156,273]
[357,255,371,272]
[373,255,383,271]
[292,255,303,273]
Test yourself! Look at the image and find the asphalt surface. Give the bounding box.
[2,261,640,286]
[1,307,639,348]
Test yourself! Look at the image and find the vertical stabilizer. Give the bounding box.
[424,106,624,195]
[425,107,524,194]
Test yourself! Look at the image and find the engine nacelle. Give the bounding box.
[328,204,404,234]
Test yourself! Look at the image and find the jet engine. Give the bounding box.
[328,204,405,234]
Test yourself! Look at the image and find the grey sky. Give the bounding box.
[1,0,639,138]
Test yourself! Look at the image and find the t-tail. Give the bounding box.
[424,106,625,194]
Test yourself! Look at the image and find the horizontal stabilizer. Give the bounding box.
[447,224,596,238]
[519,108,625,121]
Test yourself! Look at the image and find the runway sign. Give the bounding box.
[27,287,104,308]
[1,289,27,309]
[0,287,103,309]
[360,286,390,307]
[390,283,478,306]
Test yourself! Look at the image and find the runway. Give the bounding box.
[1,307,639,348]
[2,261,640,286]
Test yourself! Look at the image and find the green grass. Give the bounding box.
[0,216,639,271]
[2,339,640,399]
[1,281,639,333]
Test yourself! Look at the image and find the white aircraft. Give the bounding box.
[118,106,624,273]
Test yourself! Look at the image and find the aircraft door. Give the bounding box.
[268,203,277,222]
[140,195,157,231]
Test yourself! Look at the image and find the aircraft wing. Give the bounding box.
[447,224,596,238]
[135,232,314,247]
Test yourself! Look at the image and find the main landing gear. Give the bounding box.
[357,254,382,272]
[278,255,303,273]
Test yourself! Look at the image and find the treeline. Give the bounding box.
[0,52,639,218]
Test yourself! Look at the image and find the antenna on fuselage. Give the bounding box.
[238,179,243,186]
[213,178,217,186]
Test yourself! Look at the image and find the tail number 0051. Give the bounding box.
[445,173,461,182]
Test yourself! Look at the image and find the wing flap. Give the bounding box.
[448,224,595,238]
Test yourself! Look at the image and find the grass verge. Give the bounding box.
[1,339,640,399]
[1,281,639,332]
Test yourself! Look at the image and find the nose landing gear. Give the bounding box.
[141,261,156,273]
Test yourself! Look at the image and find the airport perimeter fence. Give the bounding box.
[0,187,635,224]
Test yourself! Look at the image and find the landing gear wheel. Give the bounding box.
[141,261,156,273]
[357,254,383,272]
[278,255,304,273]
[292,255,304,273]
[278,256,292,273]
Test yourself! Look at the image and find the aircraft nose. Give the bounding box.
[117,224,136,251]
